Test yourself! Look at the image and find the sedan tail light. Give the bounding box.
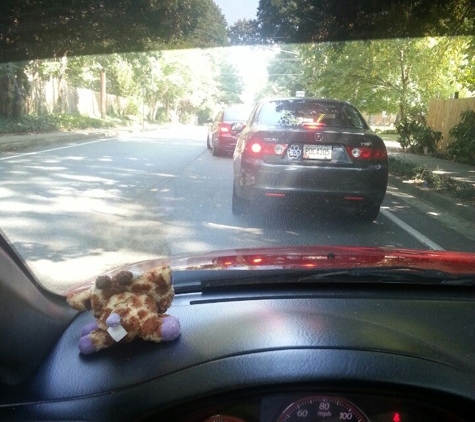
[245,137,288,157]
[346,146,387,161]
[218,123,232,134]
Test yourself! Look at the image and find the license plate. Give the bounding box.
[303,144,332,160]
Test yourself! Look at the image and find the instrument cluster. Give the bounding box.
[164,391,470,422]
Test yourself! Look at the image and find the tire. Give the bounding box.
[206,135,211,149]
[232,184,249,215]
[211,137,220,156]
[359,205,380,222]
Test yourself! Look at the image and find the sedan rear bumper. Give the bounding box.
[216,135,238,153]
[239,162,388,206]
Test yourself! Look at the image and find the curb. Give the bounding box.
[0,130,119,153]
[388,174,475,223]
[0,125,163,154]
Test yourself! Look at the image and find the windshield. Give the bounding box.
[0,0,474,294]
[255,99,368,128]
[223,107,252,122]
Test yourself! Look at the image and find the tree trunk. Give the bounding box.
[55,54,68,113]
[12,68,26,118]
[100,70,106,119]
[0,76,10,117]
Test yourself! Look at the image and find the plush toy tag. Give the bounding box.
[107,324,128,342]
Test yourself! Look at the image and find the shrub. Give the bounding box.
[447,109,475,165]
[396,119,441,154]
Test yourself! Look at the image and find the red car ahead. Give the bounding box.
[207,104,253,156]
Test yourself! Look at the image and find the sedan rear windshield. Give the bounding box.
[256,99,369,129]
[223,108,252,122]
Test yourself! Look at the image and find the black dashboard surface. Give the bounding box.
[1,284,474,421]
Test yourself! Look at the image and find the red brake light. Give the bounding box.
[346,146,387,160]
[218,123,231,134]
[372,149,388,159]
[251,143,262,153]
[245,137,288,157]
[302,122,325,129]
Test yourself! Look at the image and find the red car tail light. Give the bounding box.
[218,123,232,134]
[250,142,262,153]
[346,146,387,161]
[245,138,289,157]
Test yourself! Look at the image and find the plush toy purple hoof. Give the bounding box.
[78,335,97,354]
[106,312,121,327]
[161,316,180,341]
[80,322,99,337]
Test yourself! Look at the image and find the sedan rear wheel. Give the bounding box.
[211,137,221,156]
[232,184,249,215]
[359,205,380,222]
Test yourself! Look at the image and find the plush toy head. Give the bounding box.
[67,265,180,354]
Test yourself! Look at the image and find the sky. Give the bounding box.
[212,1,270,106]
[213,0,259,25]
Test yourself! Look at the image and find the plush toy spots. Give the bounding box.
[67,265,180,354]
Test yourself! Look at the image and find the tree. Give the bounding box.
[299,37,468,122]
[265,45,310,98]
[214,61,244,105]
[228,19,263,45]
[0,63,29,118]
[0,0,229,117]
[185,0,228,48]
[257,0,475,44]
[0,0,229,63]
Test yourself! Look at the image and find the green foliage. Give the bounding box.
[396,120,442,154]
[299,38,463,121]
[228,19,263,45]
[215,61,244,105]
[0,0,229,63]
[256,0,475,44]
[447,109,475,165]
[186,0,228,48]
[154,108,170,124]
[265,45,311,98]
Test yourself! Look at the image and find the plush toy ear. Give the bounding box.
[95,275,111,289]
[67,289,92,311]
[112,271,133,286]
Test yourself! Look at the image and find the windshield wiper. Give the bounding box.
[297,266,475,285]
[173,267,475,293]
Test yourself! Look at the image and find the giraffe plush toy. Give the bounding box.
[66,265,180,354]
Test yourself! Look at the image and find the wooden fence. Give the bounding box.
[25,78,133,117]
[427,98,475,151]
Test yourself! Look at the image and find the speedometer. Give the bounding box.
[276,396,369,422]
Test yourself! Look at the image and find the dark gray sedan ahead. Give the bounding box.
[232,98,388,221]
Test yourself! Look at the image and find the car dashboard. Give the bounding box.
[1,276,474,422]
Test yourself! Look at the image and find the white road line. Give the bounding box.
[380,208,445,251]
[0,138,111,161]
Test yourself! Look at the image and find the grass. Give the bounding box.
[0,114,133,136]
[389,156,475,206]
[379,133,399,141]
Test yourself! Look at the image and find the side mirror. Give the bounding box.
[231,122,245,132]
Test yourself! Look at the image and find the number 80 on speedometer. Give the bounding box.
[276,396,369,422]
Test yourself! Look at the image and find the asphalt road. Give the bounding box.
[1,125,474,293]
